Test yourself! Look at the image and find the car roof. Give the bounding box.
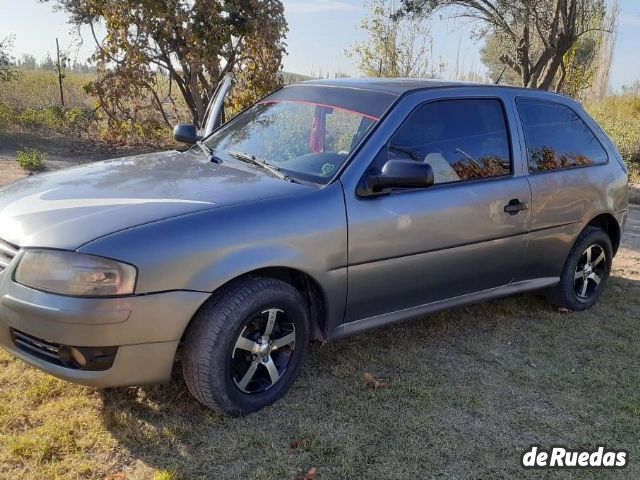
[295,77,569,100]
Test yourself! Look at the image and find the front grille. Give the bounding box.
[0,238,18,274]
[11,329,65,367]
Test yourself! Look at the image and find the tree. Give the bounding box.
[585,0,618,100]
[40,54,57,71]
[396,0,608,90]
[347,0,443,78]
[483,0,618,97]
[0,36,18,82]
[48,0,287,127]
[18,53,38,70]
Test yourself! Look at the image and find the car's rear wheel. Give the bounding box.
[182,277,310,415]
[546,226,612,311]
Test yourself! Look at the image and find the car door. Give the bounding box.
[340,91,532,325]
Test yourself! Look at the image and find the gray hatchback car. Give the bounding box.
[0,79,628,414]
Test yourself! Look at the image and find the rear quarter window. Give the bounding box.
[517,99,608,173]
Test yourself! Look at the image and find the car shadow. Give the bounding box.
[99,273,640,479]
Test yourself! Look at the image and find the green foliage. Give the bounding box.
[153,470,179,480]
[17,105,87,131]
[0,69,94,110]
[0,102,12,130]
[558,39,598,97]
[98,118,172,146]
[587,95,640,182]
[16,148,47,172]
[0,100,93,136]
[282,71,314,85]
[50,0,287,127]
[0,36,19,83]
[347,0,439,78]
[399,0,607,90]
[0,70,177,146]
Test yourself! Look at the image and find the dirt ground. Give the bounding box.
[0,132,156,186]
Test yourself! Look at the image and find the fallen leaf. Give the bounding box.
[363,372,388,389]
[303,467,317,480]
[289,438,312,453]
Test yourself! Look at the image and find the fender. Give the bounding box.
[189,243,314,292]
[78,183,349,333]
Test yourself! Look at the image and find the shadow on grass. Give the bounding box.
[100,275,640,479]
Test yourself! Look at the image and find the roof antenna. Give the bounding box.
[495,65,508,85]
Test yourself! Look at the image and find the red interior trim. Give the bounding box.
[258,99,380,121]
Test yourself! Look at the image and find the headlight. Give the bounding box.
[15,249,137,297]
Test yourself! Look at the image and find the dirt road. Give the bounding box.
[621,206,640,252]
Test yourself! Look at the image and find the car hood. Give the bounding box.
[0,149,312,249]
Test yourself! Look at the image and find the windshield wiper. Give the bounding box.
[226,150,294,182]
[194,140,222,164]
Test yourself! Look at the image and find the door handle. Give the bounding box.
[504,199,529,215]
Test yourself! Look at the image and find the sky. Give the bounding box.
[0,0,639,90]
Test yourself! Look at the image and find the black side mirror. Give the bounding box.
[173,124,200,144]
[358,159,434,196]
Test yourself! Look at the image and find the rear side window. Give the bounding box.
[517,99,608,172]
[385,98,511,185]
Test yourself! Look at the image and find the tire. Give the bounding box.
[546,226,613,311]
[182,277,310,415]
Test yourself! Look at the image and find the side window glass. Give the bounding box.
[517,99,608,172]
[383,99,512,185]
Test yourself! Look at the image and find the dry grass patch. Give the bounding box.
[1,249,639,479]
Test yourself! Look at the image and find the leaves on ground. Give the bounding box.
[301,467,318,480]
[104,473,127,480]
[289,438,313,453]
[363,372,388,389]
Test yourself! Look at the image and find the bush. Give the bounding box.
[587,95,640,183]
[100,118,172,146]
[16,148,47,172]
[0,102,13,130]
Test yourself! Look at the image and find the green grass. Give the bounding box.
[1,250,639,479]
[0,69,178,146]
[0,69,96,111]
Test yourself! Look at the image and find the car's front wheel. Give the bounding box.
[182,277,310,415]
[546,226,613,311]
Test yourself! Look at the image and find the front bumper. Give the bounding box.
[0,260,209,387]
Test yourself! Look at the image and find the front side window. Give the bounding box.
[205,100,377,183]
[517,99,608,172]
[380,98,512,185]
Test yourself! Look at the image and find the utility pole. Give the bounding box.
[55,38,65,106]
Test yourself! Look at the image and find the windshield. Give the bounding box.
[205,99,378,184]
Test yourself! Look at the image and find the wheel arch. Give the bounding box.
[586,212,621,255]
[244,267,329,341]
[182,266,330,343]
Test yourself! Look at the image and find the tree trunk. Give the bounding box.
[538,35,573,90]
[55,38,65,106]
